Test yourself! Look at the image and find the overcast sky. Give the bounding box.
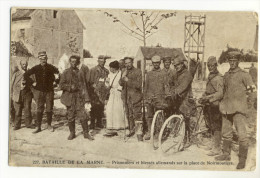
[76,9,258,61]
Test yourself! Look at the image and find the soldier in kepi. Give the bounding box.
[88,55,109,129]
[119,57,143,141]
[171,56,194,148]
[144,55,170,140]
[199,56,223,156]
[24,51,60,133]
[11,58,34,130]
[215,51,256,169]
[59,55,94,140]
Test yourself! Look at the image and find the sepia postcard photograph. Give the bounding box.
[8,6,258,171]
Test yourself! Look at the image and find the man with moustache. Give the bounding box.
[162,56,176,87]
[215,51,256,169]
[60,55,94,140]
[119,57,143,141]
[88,55,109,129]
[199,56,223,156]
[24,51,59,133]
[144,55,170,140]
[11,58,34,130]
[171,56,194,148]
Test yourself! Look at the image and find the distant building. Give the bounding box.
[11,8,85,65]
[135,46,187,72]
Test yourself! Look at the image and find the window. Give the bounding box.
[53,10,58,18]
[20,29,25,38]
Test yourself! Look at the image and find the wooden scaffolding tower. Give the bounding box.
[184,14,206,79]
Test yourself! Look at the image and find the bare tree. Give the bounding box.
[101,10,177,121]
[103,10,176,47]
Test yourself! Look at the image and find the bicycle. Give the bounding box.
[151,98,209,154]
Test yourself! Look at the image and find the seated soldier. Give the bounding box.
[144,55,171,140]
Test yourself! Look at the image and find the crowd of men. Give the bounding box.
[10,50,256,170]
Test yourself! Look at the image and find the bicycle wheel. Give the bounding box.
[158,115,185,154]
[191,105,208,145]
[151,110,165,150]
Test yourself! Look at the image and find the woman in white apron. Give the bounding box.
[105,61,128,133]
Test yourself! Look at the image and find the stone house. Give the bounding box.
[11,8,85,66]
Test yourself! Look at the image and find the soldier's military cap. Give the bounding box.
[162,56,172,62]
[38,51,47,57]
[151,55,161,62]
[172,56,184,65]
[98,55,105,59]
[207,56,217,65]
[228,51,241,60]
[124,56,134,61]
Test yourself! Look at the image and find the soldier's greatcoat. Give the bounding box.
[145,68,170,108]
[203,70,223,131]
[119,67,143,130]
[220,67,255,115]
[60,67,90,107]
[205,71,224,106]
[162,68,176,87]
[88,65,109,105]
[60,67,90,123]
[173,68,194,117]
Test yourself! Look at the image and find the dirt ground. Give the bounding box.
[8,80,257,171]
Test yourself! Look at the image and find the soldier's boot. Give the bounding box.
[135,121,143,142]
[183,125,191,148]
[207,131,222,156]
[215,140,232,161]
[67,121,76,140]
[13,118,21,130]
[126,119,135,137]
[236,145,248,169]
[33,112,43,134]
[96,117,104,129]
[89,117,95,130]
[81,120,94,141]
[203,138,213,150]
[46,112,54,132]
[144,118,152,140]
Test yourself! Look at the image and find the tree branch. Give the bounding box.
[121,30,143,41]
[145,11,161,30]
[118,20,143,38]
[144,12,154,26]
[146,31,158,39]
[147,16,164,32]
[130,13,143,33]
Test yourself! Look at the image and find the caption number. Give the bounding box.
[33,160,40,164]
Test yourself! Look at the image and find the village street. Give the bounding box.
[8,80,257,171]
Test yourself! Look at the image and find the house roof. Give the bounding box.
[12,9,85,29]
[12,9,35,21]
[139,46,187,60]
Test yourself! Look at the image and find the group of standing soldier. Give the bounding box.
[10,50,256,170]
[199,51,256,169]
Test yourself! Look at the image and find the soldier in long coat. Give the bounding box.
[60,55,94,140]
[171,56,194,148]
[88,55,109,129]
[215,51,256,169]
[199,56,223,156]
[119,57,143,141]
[11,58,34,130]
[144,55,170,140]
